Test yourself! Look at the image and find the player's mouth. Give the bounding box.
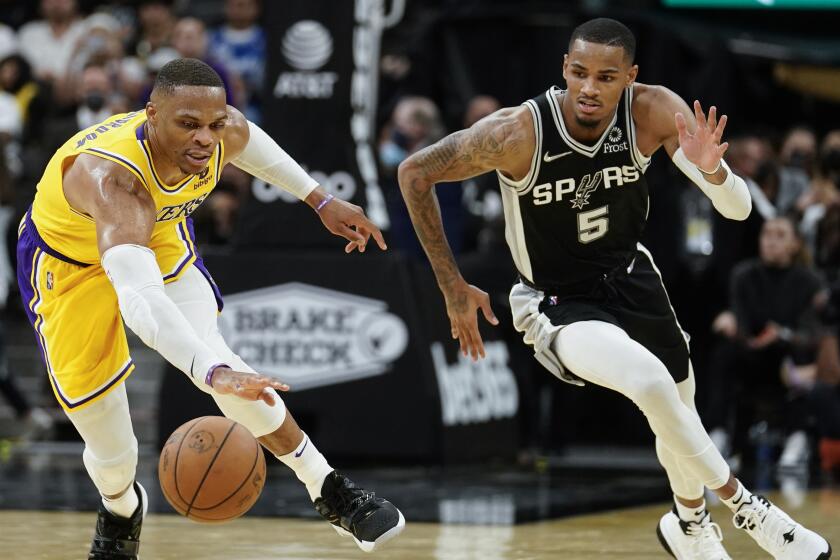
[577,99,600,115]
[185,152,212,166]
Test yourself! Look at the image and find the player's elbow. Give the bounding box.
[397,157,429,195]
[724,197,752,221]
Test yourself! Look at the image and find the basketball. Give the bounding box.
[158,416,266,523]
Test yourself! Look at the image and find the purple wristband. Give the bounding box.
[205,363,229,387]
[315,194,335,213]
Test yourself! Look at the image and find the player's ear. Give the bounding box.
[562,54,569,80]
[145,101,157,124]
[626,64,639,86]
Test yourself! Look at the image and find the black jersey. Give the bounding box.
[497,85,652,289]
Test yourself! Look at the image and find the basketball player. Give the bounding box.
[17,59,404,558]
[398,18,830,560]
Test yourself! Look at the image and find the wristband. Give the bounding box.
[315,194,335,213]
[697,160,722,175]
[205,363,229,387]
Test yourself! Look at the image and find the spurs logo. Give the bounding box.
[570,171,603,210]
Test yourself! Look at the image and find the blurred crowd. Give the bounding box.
[0,0,837,484]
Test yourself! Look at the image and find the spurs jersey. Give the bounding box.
[498,85,651,288]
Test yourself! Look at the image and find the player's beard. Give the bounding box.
[575,114,602,129]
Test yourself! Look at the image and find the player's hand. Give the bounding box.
[711,310,737,338]
[317,197,388,254]
[209,367,290,406]
[443,280,499,361]
[675,100,729,174]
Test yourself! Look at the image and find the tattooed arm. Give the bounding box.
[397,106,535,360]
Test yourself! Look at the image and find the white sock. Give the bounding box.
[721,480,755,513]
[674,497,707,523]
[276,432,333,501]
[103,484,139,518]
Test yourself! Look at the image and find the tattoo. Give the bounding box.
[399,114,524,295]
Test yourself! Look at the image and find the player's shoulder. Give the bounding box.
[631,83,684,120]
[70,152,145,189]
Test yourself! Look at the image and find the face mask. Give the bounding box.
[786,149,812,170]
[84,92,106,112]
[379,141,407,168]
[821,149,840,175]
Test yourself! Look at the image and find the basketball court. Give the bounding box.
[2,492,839,559]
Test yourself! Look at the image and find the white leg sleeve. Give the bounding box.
[66,385,138,497]
[165,266,286,437]
[655,364,706,500]
[553,321,730,490]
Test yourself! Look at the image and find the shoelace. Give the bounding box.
[331,476,374,515]
[733,499,795,553]
[686,521,727,559]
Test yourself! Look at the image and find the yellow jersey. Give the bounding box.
[30,110,224,282]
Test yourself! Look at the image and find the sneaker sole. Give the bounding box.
[331,510,406,553]
[655,519,677,559]
[818,542,832,559]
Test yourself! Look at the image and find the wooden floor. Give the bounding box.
[3,490,839,559]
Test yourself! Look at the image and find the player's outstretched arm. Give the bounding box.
[63,155,288,405]
[640,86,751,220]
[223,106,386,253]
[397,108,532,360]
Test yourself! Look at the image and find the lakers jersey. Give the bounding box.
[498,85,651,289]
[31,111,224,282]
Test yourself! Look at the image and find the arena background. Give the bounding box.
[1,0,839,558]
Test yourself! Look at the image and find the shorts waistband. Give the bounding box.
[23,209,91,268]
[520,253,637,297]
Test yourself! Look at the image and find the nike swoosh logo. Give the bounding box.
[543,151,572,162]
[294,437,309,458]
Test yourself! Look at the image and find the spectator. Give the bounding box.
[17,0,86,97]
[800,130,840,266]
[379,96,455,257]
[209,0,265,122]
[781,126,818,178]
[0,54,50,146]
[707,216,825,470]
[171,17,239,106]
[133,0,176,60]
[41,65,126,155]
[0,23,17,61]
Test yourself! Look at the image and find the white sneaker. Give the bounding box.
[657,509,732,559]
[733,494,832,559]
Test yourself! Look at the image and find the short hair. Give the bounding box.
[569,18,636,63]
[152,58,224,96]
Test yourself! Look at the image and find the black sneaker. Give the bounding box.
[88,482,148,559]
[314,471,405,553]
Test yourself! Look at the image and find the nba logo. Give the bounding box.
[46,271,54,290]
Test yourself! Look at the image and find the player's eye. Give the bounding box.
[574,71,585,78]
[601,76,614,82]
[182,121,198,128]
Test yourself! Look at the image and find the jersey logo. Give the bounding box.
[543,150,572,163]
[571,171,603,209]
[604,126,629,154]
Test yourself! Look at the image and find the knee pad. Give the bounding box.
[213,390,287,438]
[83,436,138,497]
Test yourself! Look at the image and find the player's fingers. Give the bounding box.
[674,112,689,141]
[693,100,706,129]
[708,106,717,131]
[345,240,358,253]
[260,388,276,406]
[714,114,728,141]
[365,222,387,250]
[479,294,499,326]
[336,223,365,245]
[718,141,730,158]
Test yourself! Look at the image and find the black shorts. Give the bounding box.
[533,248,690,383]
